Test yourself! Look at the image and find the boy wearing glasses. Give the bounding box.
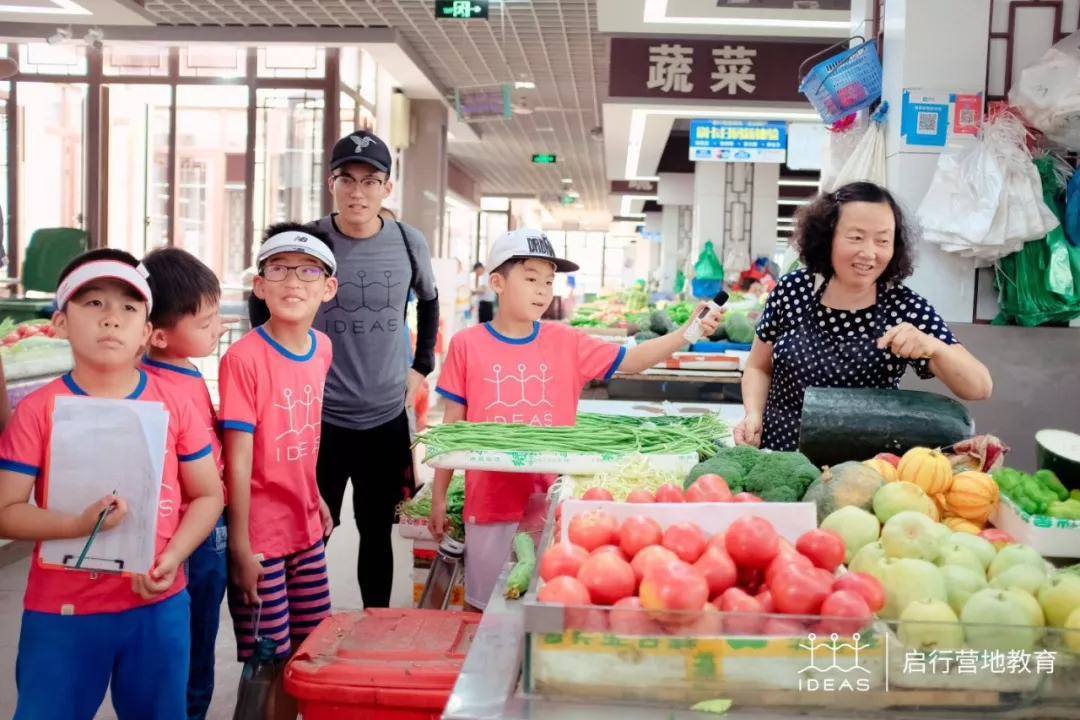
[220,223,338,720]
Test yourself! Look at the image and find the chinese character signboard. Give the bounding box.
[689,119,787,163]
[609,37,833,103]
[610,180,659,196]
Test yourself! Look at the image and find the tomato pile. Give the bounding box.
[1,320,55,347]
[538,509,887,637]
[576,474,763,506]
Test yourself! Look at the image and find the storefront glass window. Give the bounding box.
[179,46,247,78]
[359,50,378,105]
[18,44,87,76]
[105,84,171,257]
[256,47,325,79]
[445,202,479,267]
[340,46,360,92]
[16,82,86,271]
[174,85,249,286]
[340,92,358,137]
[253,89,324,267]
[102,44,170,77]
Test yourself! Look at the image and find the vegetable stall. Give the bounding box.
[386,400,1080,719]
[0,317,74,408]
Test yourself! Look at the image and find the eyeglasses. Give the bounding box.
[261,264,327,283]
[333,174,386,195]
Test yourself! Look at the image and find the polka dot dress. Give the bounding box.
[756,268,958,452]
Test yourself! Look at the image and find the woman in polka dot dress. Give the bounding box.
[734,182,993,451]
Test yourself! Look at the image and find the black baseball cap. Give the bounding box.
[330,130,392,175]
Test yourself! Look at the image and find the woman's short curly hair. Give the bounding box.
[793,181,918,284]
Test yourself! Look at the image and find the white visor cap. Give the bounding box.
[56,260,153,313]
[257,232,337,276]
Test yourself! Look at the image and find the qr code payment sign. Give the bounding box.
[917,112,938,135]
[959,109,975,126]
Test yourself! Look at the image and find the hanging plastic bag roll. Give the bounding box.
[826,102,888,191]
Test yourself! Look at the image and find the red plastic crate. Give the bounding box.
[284,608,479,720]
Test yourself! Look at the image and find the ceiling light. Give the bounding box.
[535,126,555,132]
[46,27,71,45]
[2,0,91,15]
[644,0,848,28]
[515,81,536,90]
[778,179,821,187]
[562,177,572,183]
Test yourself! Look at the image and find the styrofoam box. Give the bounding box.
[989,497,1080,558]
[397,515,433,541]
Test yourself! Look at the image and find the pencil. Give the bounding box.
[75,490,117,569]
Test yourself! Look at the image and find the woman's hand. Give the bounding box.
[733,413,763,448]
[877,322,942,360]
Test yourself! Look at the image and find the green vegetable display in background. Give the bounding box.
[993,467,1074,517]
[398,475,466,540]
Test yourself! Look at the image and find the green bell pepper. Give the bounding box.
[1048,499,1080,520]
[1035,469,1069,502]
[992,468,1022,494]
[1012,484,1047,515]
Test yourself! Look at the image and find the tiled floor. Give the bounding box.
[0,488,421,719]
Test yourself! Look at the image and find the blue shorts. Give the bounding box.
[15,591,191,720]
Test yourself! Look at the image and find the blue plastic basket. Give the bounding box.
[690,277,722,300]
[799,39,882,125]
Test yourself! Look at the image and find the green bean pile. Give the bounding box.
[415,412,726,460]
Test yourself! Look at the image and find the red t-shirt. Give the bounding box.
[0,372,212,614]
[218,327,332,560]
[435,321,624,524]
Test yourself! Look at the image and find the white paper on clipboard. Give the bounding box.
[39,396,169,575]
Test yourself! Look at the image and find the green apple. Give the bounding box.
[881,511,942,562]
[898,599,963,652]
[947,533,996,570]
[940,565,988,616]
[849,541,887,578]
[878,557,948,620]
[987,544,1045,582]
[1037,572,1080,628]
[961,589,1038,653]
[1004,588,1045,642]
[821,506,880,563]
[989,564,1047,595]
[935,543,985,575]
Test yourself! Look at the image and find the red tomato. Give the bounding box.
[619,515,663,560]
[591,544,628,560]
[666,603,724,637]
[639,559,709,625]
[731,492,763,503]
[577,553,636,606]
[630,545,679,584]
[724,516,780,570]
[567,510,619,552]
[661,521,707,564]
[537,576,591,605]
[654,483,685,503]
[715,587,765,635]
[769,564,831,616]
[625,488,655,504]
[706,532,726,552]
[694,545,738,599]
[2,332,19,346]
[832,572,886,613]
[796,529,847,573]
[764,551,813,588]
[737,565,764,594]
[16,324,33,338]
[808,567,838,588]
[755,589,775,614]
[539,543,589,582]
[777,536,797,555]
[875,452,902,468]
[566,607,610,632]
[581,487,614,502]
[609,597,665,636]
[818,590,872,637]
[762,617,806,636]
[685,474,733,503]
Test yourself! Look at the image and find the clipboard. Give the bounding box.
[36,395,169,576]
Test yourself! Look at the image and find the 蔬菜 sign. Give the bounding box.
[689,120,787,163]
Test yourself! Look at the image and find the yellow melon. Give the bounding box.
[944,471,999,525]
[897,447,953,496]
[943,516,982,534]
[863,458,899,482]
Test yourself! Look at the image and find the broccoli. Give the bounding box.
[712,445,763,474]
[684,456,747,493]
[742,451,821,503]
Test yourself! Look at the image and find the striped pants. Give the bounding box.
[227,540,332,661]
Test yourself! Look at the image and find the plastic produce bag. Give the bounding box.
[825,103,888,191]
[820,114,867,192]
[994,156,1080,326]
[233,602,278,720]
[1010,31,1080,150]
[918,113,1058,265]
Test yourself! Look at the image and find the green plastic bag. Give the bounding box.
[994,157,1080,326]
[694,241,725,280]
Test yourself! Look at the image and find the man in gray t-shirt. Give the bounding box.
[248,130,439,608]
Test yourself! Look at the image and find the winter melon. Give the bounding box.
[802,461,886,524]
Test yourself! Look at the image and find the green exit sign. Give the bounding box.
[435,0,489,19]
[532,153,558,164]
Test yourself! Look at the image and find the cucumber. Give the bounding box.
[798,388,975,468]
[1037,429,1080,491]
[504,532,536,600]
